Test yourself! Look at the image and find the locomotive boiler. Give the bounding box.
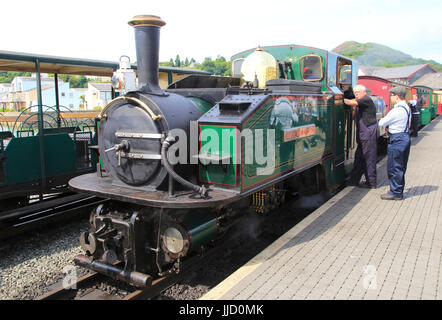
[70,15,358,287]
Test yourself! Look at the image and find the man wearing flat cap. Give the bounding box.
[378,86,412,200]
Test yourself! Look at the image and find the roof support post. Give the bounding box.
[54,73,61,128]
[168,71,173,85]
[35,59,46,200]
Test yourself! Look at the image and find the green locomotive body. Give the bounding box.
[198,45,358,195]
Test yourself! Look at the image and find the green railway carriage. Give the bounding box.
[414,85,434,126]
[0,111,98,209]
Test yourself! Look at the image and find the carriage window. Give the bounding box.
[300,55,323,81]
[420,94,429,106]
[232,58,244,78]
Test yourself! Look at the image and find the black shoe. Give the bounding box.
[381,193,403,200]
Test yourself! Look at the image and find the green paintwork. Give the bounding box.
[416,87,434,126]
[421,107,431,126]
[0,133,97,190]
[240,95,347,191]
[180,211,217,251]
[1,134,75,186]
[198,93,350,193]
[241,95,328,190]
[188,97,213,115]
[199,125,237,186]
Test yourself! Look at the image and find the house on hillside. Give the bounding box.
[358,64,439,86]
[0,83,12,111]
[3,76,84,111]
[85,83,112,110]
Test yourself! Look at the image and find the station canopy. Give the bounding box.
[0,50,208,77]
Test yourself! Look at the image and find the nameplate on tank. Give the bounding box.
[283,124,316,142]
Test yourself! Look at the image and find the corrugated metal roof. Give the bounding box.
[411,73,442,89]
[371,64,428,79]
[359,66,384,76]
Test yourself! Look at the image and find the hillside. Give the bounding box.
[332,41,442,71]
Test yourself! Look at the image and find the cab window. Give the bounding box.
[300,55,323,81]
[338,65,352,85]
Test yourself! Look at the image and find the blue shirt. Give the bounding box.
[378,101,411,134]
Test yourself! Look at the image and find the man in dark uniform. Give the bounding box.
[408,94,420,137]
[344,84,379,188]
[378,86,412,200]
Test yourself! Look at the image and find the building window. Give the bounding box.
[100,92,111,100]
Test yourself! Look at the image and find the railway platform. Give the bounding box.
[201,117,442,300]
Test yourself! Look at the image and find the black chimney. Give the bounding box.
[128,15,166,95]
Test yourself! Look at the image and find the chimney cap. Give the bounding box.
[128,15,166,28]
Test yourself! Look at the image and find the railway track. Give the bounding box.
[0,193,107,240]
[35,242,228,300]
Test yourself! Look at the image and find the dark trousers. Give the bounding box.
[350,122,379,186]
[387,132,411,196]
[411,112,420,137]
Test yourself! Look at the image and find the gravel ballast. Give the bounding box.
[0,193,326,300]
[0,218,92,300]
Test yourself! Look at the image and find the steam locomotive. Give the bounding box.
[69,15,360,287]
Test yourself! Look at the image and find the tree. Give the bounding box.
[57,74,89,88]
[0,71,31,83]
[175,55,181,67]
[197,56,230,76]
[79,95,86,109]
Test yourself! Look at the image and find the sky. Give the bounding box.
[2,0,442,66]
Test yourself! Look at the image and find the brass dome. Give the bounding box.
[240,47,278,88]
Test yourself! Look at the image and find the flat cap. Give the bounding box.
[390,86,406,98]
